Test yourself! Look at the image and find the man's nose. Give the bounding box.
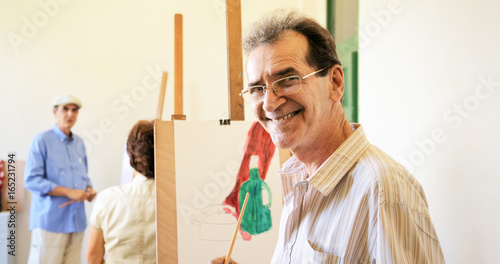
[262,88,285,113]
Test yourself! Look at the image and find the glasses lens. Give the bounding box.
[273,76,301,95]
[241,91,252,103]
[242,86,265,103]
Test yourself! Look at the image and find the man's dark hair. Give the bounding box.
[243,10,341,76]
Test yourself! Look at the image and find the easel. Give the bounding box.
[155,12,185,263]
[155,2,291,262]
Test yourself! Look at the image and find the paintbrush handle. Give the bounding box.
[224,192,249,264]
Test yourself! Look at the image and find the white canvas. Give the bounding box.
[172,120,283,263]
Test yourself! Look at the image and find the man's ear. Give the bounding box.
[328,65,344,102]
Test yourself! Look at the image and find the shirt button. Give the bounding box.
[74,184,77,187]
[73,170,76,173]
[74,210,77,214]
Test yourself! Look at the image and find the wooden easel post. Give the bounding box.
[226,0,244,121]
[156,72,168,120]
[172,13,187,121]
[155,121,177,263]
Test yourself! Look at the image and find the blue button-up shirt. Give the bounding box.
[24,124,92,233]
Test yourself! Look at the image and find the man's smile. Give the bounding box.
[266,110,301,122]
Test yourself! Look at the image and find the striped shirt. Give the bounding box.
[271,124,445,264]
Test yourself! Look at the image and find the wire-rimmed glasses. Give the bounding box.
[239,67,326,103]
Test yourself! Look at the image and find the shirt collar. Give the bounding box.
[279,123,371,196]
[52,124,71,142]
[133,173,150,183]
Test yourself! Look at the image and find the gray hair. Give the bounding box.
[243,10,341,75]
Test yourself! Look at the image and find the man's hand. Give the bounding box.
[48,186,96,205]
[86,186,97,202]
[207,256,238,264]
[67,189,89,202]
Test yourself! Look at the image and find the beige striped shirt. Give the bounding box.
[271,124,445,264]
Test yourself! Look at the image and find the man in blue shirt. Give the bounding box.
[25,94,96,264]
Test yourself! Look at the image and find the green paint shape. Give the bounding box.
[239,168,272,235]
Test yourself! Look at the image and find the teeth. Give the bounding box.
[274,112,296,122]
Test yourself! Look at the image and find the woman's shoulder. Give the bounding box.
[94,184,130,203]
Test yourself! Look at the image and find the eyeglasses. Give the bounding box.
[239,68,327,103]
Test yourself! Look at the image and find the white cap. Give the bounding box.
[52,94,82,108]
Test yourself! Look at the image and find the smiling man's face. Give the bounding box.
[246,30,335,152]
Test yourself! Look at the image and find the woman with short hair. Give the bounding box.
[86,120,156,264]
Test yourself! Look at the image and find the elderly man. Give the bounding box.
[210,10,445,264]
[25,94,96,264]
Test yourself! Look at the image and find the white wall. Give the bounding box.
[0,0,325,263]
[359,0,500,263]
